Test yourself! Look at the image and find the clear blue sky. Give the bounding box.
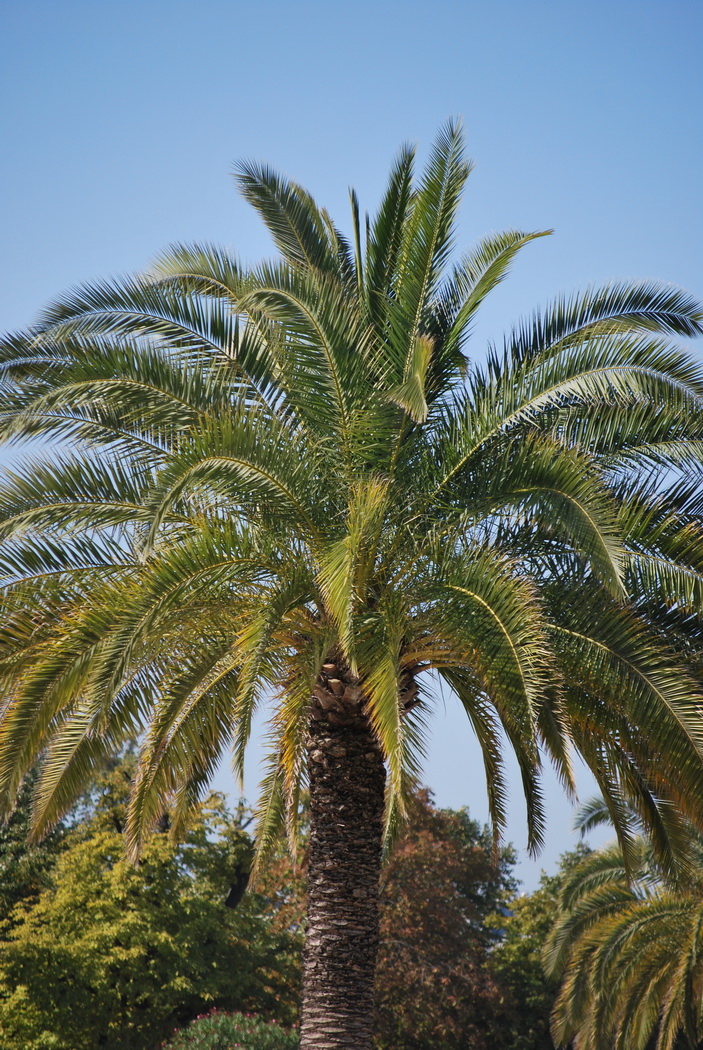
[1,0,701,888]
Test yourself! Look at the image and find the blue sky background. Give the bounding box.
[1,0,701,888]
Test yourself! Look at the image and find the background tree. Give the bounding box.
[232,790,522,1050]
[489,846,591,1050]
[2,123,703,1048]
[0,768,69,920]
[0,781,529,1050]
[374,791,515,1050]
[0,767,298,1050]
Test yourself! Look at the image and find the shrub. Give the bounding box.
[162,1010,299,1050]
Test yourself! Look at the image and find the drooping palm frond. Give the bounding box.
[546,812,703,1050]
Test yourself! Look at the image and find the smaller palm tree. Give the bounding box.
[545,800,703,1050]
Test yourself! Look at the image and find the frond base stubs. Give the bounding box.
[301,716,386,1050]
[310,657,420,728]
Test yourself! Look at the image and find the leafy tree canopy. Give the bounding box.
[1,123,703,884]
[0,762,298,1050]
[489,845,591,1050]
[375,790,517,1050]
[0,767,70,921]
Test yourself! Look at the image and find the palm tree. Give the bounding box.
[1,122,703,1048]
[545,802,703,1050]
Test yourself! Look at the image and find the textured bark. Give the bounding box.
[299,667,386,1050]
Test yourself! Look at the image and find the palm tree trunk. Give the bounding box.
[299,709,386,1050]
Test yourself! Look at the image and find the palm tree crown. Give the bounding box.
[546,800,703,1050]
[1,122,703,1046]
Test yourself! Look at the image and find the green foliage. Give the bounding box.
[488,847,591,1050]
[0,767,298,1050]
[0,767,69,920]
[163,1010,299,1050]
